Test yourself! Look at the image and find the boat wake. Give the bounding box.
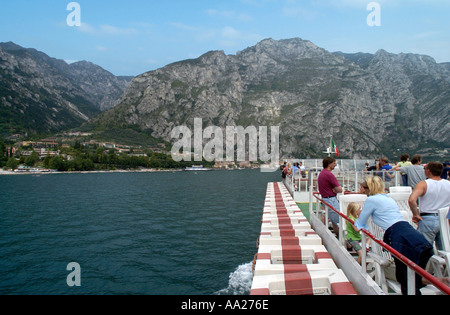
[215,262,253,295]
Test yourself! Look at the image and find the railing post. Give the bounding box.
[310,172,450,296]
[407,266,416,295]
[361,234,367,274]
[339,216,345,247]
[316,198,320,217]
[308,172,314,216]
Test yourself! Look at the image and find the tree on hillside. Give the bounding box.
[6,157,19,170]
[24,151,39,167]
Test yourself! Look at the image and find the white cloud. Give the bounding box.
[169,22,200,32]
[144,59,158,65]
[205,9,253,22]
[96,46,108,52]
[410,31,440,40]
[78,22,96,34]
[310,0,450,10]
[205,9,235,18]
[240,0,274,7]
[282,6,316,19]
[169,22,216,41]
[309,0,391,10]
[64,59,79,64]
[219,26,262,47]
[169,21,261,49]
[222,26,242,39]
[99,25,138,36]
[77,22,138,37]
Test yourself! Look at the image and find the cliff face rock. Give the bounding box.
[103,38,449,158]
[4,39,447,158]
[0,42,131,135]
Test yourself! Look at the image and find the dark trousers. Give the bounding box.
[383,221,434,295]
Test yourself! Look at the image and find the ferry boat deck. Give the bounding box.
[250,176,450,295]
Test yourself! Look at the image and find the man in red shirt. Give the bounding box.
[318,157,343,236]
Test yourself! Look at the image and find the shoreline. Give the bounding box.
[0,168,185,176]
[0,167,263,176]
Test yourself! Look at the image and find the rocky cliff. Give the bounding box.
[0,42,131,136]
[96,38,449,158]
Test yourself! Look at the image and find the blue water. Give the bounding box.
[0,169,279,295]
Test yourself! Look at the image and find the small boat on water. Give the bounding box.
[184,165,211,171]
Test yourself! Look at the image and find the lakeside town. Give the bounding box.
[0,132,265,175]
[1,131,182,174]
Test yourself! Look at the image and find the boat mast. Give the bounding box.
[323,135,332,157]
[329,136,332,157]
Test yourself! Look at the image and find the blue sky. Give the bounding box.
[1,0,449,76]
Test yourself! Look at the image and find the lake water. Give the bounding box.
[0,169,280,295]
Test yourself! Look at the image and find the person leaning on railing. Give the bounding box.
[392,154,426,189]
[376,157,395,188]
[354,176,444,295]
[318,157,343,237]
[408,161,450,250]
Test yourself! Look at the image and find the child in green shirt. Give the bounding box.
[346,202,363,264]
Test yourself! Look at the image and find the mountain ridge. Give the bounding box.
[0,41,132,136]
[90,37,449,159]
[1,38,449,159]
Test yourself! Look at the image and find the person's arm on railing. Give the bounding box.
[355,199,374,231]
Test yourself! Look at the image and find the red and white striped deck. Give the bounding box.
[251,182,357,295]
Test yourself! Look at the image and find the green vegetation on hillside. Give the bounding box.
[0,139,214,172]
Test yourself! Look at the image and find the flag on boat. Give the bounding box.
[332,138,339,158]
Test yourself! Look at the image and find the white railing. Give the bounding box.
[284,162,401,202]
[285,167,448,295]
[311,192,450,295]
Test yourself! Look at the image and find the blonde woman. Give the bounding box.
[355,176,438,295]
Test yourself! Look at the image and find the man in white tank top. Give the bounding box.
[409,162,450,250]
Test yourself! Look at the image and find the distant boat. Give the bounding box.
[184,165,211,171]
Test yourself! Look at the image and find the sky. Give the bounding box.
[0,0,449,76]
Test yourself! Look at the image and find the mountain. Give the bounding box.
[90,38,449,159]
[0,42,132,136]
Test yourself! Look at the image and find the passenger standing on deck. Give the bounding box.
[292,162,299,190]
[280,161,287,181]
[283,162,292,178]
[299,161,306,178]
[318,157,343,236]
[355,176,437,295]
[442,161,450,180]
[377,157,395,188]
[396,154,412,186]
[408,162,450,250]
[393,154,426,189]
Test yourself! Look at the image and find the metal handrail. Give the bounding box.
[284,167,401,197]
[313,192,450,295]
